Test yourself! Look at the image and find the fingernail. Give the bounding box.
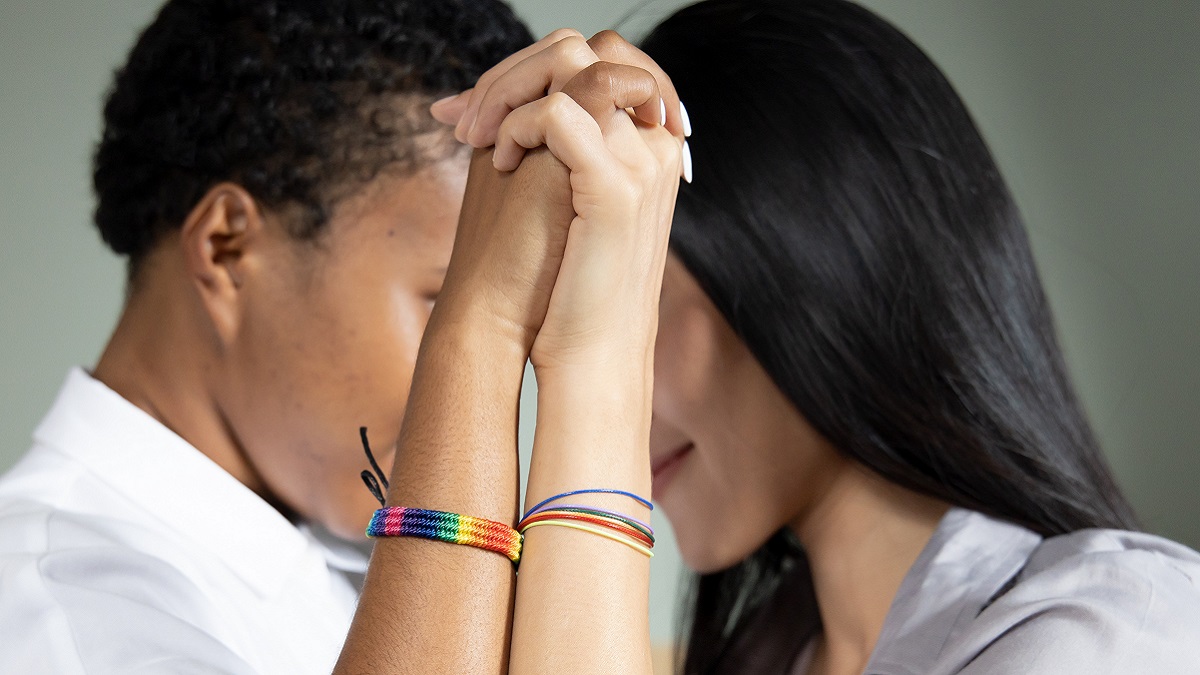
[431,92,461,109]
[679,101,692,137]
[659,98,667,126]
[682,141,693,183]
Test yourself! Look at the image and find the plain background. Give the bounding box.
[1,0,1198,644]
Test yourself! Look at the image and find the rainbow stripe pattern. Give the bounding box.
[366,507,522,562]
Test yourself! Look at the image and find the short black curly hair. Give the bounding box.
[93,0,532,275]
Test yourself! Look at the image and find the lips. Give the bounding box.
[651,442,694,499]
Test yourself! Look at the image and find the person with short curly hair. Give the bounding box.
[0,1,540,671]
[92,0,532,278]
[0,0,693,669]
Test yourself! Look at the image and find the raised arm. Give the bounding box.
[336,29,683,675]
[437,30,685,675]
[508,68,681,674]
[333,143,574,674]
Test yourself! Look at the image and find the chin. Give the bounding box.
[674,525,754,575]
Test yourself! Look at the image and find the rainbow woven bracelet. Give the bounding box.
[366,507,523,562]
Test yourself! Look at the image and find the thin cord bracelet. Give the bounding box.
[519,510,654,547]
[520,512,653,547]
[535,504,654,535]
[522,488,653,521]
[520,519,654,558]
[536,506,654,538]
[367,507,522,562]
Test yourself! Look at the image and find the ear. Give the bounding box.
[180,183,265,346]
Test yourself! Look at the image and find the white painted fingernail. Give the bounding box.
[682,141,693,183]
[679,101,692,137]
[659,98,667,126]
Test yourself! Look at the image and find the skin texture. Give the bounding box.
[92,156,467,541]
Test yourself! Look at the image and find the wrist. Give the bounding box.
[528,369,653,497]
[534,362,653,428]
[425,289,533,362]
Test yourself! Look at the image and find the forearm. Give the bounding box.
[509,365,655,675]
[335,308,527,675]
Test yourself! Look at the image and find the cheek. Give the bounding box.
[663,417,798,574]
[229,273,433,529]
[298,278,431,447]
[654,341,824,573]
[653,302,721,420]
[653,339,766,568]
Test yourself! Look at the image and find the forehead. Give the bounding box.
[327,155,469,252]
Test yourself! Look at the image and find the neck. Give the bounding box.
[793,466,949,675]
[91,266,263,494]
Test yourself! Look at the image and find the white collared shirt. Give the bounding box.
[0,369,368,674]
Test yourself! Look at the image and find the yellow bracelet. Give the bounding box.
[520,518,654,558]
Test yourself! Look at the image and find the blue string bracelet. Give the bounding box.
[522,488,653,521]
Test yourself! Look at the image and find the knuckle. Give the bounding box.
[545,28,584,44]
[635,154,662,182]
[496,113,518,138]
[612,176,643,205]
[562,64,602,99]
[558,35,597,69]
[655,133,682,163]
[543,91,577,120]
[583,61,620,93]
[588,30,629,58]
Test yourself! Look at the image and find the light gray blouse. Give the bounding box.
[801,508,1200,674]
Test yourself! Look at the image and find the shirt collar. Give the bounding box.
[865,508,1042,674]
[32,368,319,597]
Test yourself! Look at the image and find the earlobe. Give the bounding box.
[180,183,263,345]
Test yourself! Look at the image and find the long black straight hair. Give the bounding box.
[640,1,1139,672]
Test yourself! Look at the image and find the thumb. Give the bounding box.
[430,90,473,126]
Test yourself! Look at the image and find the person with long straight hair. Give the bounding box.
[428,0,1200,673]
[632,1,1200,672]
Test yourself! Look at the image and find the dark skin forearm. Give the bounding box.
[334,315,526,675]
[334,149,572,675]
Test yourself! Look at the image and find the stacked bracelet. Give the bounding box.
[517,489,655,558]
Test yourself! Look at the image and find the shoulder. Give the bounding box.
[1009,528,1200,626]
[0,500,254,673]
[947,528,1200,674]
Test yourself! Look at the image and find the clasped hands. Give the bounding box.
[426,29,687,382]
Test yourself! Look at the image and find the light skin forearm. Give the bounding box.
[508,365,655,675]
[334,306,526,675]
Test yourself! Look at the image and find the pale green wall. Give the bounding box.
[1,0,1197,644]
